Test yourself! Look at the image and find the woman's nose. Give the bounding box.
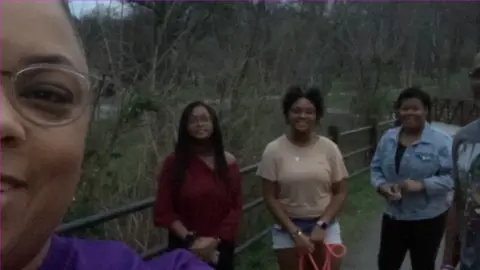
[1,91,26,148]
[298,112,308,118]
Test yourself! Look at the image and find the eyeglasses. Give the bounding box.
[2,64,95,127]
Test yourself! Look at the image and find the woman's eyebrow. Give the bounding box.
[21,54,75,67]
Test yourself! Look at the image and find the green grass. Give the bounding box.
[235,232,278,270]
[235,173,383,270]
[339,173,383,246]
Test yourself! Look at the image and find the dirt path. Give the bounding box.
[341,214,444,270]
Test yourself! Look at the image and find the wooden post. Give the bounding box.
[327,125,340,144]
[459,100,465,126]
[431,98,438,122]
[368,118,379,161]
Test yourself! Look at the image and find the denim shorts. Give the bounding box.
[271,218,342,250]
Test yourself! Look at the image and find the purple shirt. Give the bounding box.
[38,235,212,270]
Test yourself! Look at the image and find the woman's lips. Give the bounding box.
[295,122,309,128]
[195,130,209,137]
[1,184,11,193]
[0,174,27,192]
[402,116,417,122]
[1,182,14,206]
[1,175,27,206]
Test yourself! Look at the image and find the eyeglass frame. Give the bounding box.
[1,63,98,127]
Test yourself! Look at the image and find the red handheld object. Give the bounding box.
[298,243,347,270]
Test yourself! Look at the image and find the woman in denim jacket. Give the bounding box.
[370,87,454,270]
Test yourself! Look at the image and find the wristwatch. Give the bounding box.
[291,228,303,238]
[316,220,328,230]
[184,232,197,248]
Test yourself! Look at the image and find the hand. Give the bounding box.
[310,225,325,243]
[210,250,220,265]
[190,237,219,262]
[293,232,315,254]
[399,179,424,192]
[378,183,402,201]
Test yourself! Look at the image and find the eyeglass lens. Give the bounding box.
[13,66,89,126]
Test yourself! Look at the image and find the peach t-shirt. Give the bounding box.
[257,135,348,219]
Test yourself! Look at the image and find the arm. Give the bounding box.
[370,134,388,189]
[263,180,299,235]
[442,138,462,268]
[217,162,243,241]
[421,137,454,196]
[442,200,461,268]
[258,145,299,235]
[153,154,189,239]
[320,143,348,224]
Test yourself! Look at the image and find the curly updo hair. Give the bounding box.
[394,87,432,112]
[282,86,324,121]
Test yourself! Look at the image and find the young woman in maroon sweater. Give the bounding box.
[154,101,243,270]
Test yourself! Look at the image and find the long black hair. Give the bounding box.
[172,101,229,189]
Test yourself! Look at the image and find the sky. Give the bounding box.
[69,0,123,17]
[68,1,336,18]
[69,1,99,17]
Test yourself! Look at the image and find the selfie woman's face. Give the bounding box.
[1,2,89,268]
[398,98,427,130]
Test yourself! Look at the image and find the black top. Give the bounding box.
[395,142,407,174]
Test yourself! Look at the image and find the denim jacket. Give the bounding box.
[370,124,454,220]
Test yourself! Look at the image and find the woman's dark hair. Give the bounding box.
[60,1,85,50]
[172,101,229,189]
[282,86,324,120]
[394,87,432,111]
[394,87,432,123]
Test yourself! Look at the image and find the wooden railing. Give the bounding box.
[431,98,479,126]
[57,97,478,261]
[57,118,396,260]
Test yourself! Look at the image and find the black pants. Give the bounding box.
[167,231,235,270]
[378,212,446,270]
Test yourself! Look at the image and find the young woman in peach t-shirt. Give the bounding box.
[257,86,348,270]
